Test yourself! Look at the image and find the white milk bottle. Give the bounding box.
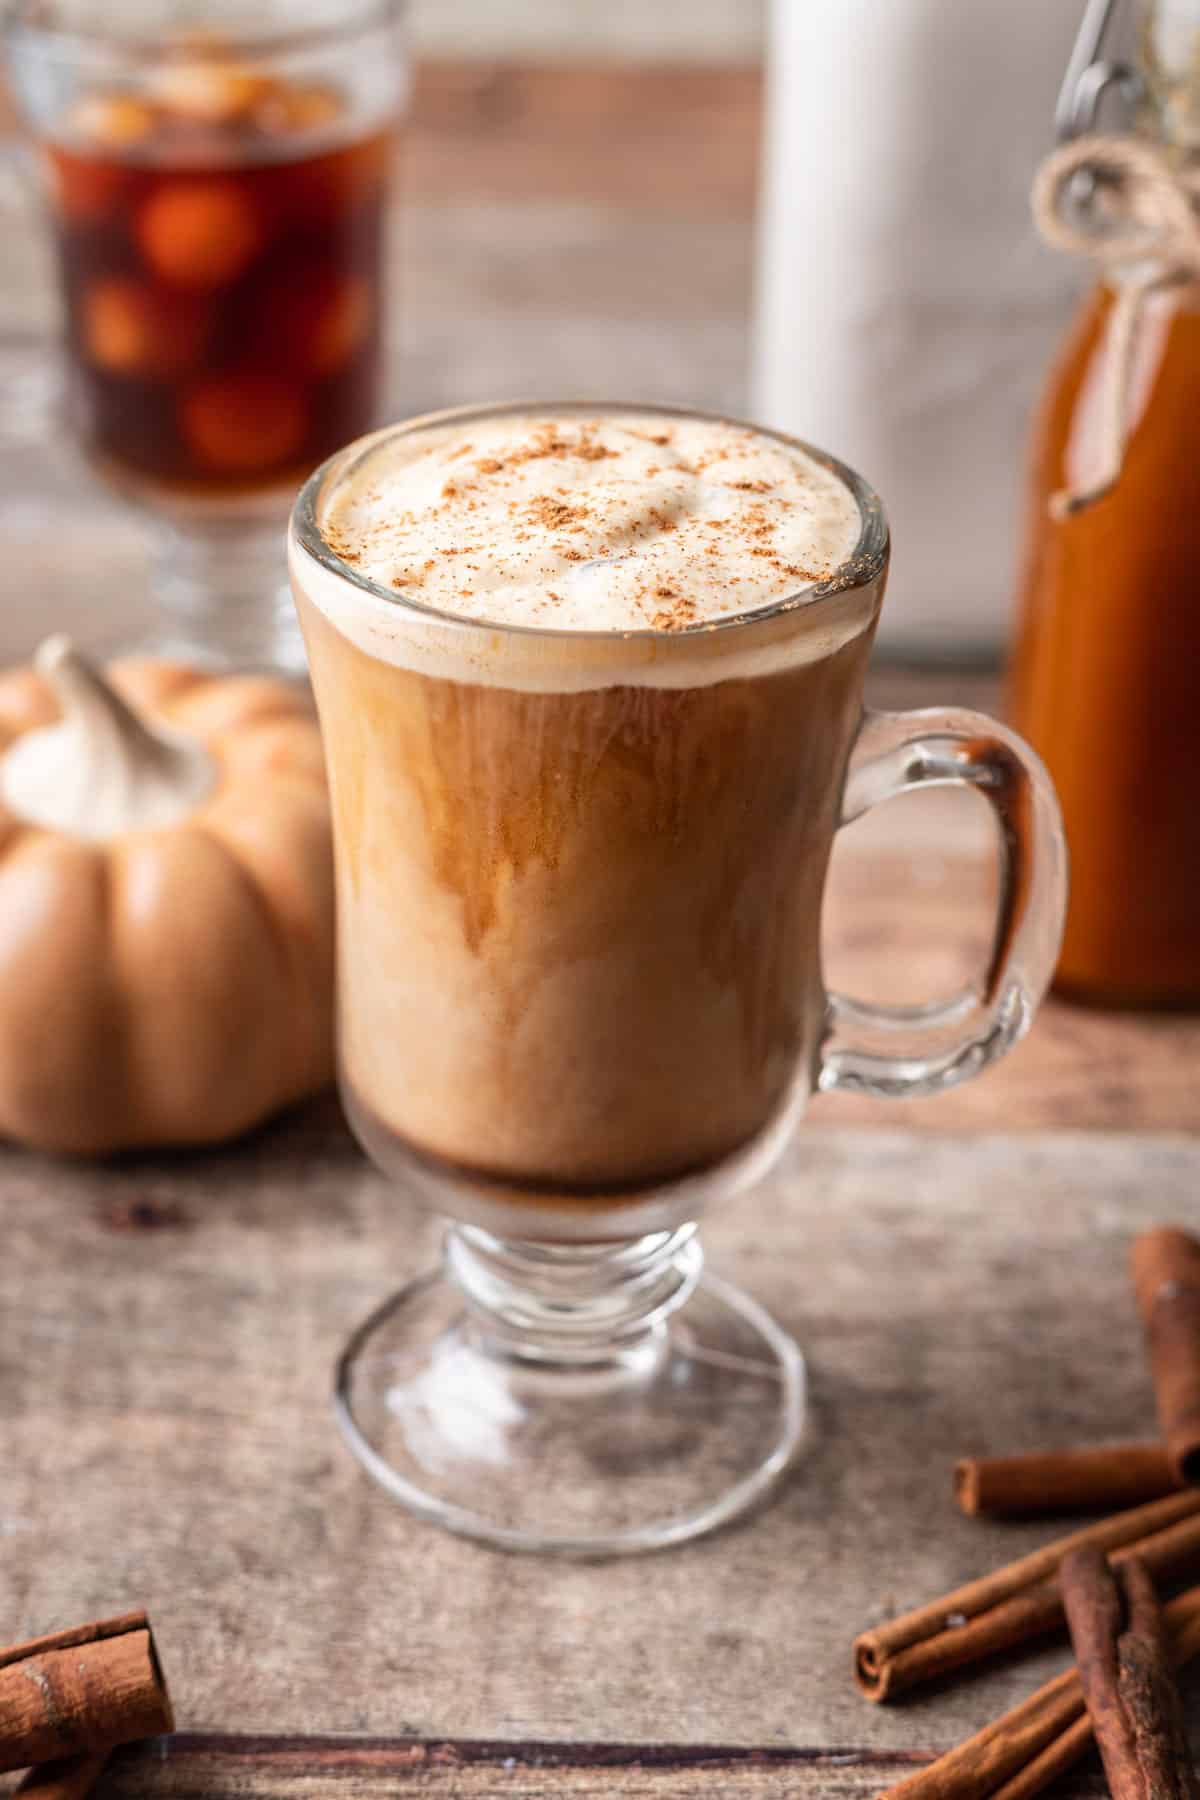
[752,0,1083,659]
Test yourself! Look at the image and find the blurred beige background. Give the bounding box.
[408,0,763,60]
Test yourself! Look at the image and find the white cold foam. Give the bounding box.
[292,410,874,692]
[321,412,859,629]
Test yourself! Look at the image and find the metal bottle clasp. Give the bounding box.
[1056,0,1144,141]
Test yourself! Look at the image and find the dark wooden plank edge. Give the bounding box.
[113,1735,930,1772]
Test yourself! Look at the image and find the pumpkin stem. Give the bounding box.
[0,635,216,840]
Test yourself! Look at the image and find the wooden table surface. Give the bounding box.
[2,59,1200,1800]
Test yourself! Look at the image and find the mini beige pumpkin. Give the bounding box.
[0,636,334,1153]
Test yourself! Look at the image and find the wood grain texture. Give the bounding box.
[90,1734,1107,1800]
[407,63,762,212]
[3,1110,1200,1749]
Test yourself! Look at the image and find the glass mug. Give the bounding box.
[289,402,1068,1555]
[3,0,407,672]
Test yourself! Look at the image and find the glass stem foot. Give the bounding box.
[335,1224,807,1556]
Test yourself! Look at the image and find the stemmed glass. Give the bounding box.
[289,402,1068,1555]
[3,0,408,672]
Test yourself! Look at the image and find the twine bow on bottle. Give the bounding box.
[1032,132,1200,515]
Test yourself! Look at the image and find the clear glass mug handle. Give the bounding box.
[820,707,1068,1098]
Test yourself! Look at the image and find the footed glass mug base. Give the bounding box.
[335,1224,807,1556]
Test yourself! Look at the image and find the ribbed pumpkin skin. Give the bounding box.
[0,660,335,1152]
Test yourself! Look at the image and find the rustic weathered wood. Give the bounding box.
[4,1112,1200,1750]
[90,1735,1110,1800]
[406,62,762,212]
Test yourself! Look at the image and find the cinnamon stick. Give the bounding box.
[1132,1227,1200,1484]
[879,1668,1085,1800]
[1061,1551,1198,1800]
[955,1445,1180,1519]
[0,1613,172,1773]
[877,1583,1200,1800]
[855,1487,1200,1700]
[14,1756,109,1800]
[987,1711,1094,1800]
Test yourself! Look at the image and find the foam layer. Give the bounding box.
[291,409,881,691]
[320,411,859,629]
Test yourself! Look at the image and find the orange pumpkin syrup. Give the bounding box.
[1009,277,1200,1006]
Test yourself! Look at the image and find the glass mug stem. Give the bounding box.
[335,1222,808,1555]
[446,1225,704,1367]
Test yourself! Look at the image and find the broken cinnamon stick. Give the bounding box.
[1132,1227,1200,1485]
[1061,1550,1198,1800]
[855,1486,1200,1700]
[878,1582,1200,1800]
[955,1445,1180,1519]
[0,1612,172,1773]
[14,1756,109,1800]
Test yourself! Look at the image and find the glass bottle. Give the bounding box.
[1010,0,1200,1006]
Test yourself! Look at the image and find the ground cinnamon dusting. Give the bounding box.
[468,425,618,473]
[645,583,700,630]
[315,412,860,631]
[526,496,587,531]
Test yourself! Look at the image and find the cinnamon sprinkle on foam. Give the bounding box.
[318,411,859,632]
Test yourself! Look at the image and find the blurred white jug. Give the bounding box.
[752,0,1083,661]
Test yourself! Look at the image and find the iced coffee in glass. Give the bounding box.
[4,1,407,670]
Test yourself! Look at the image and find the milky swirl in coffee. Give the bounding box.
[298,411,868,691]
[292,408,884,1226]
